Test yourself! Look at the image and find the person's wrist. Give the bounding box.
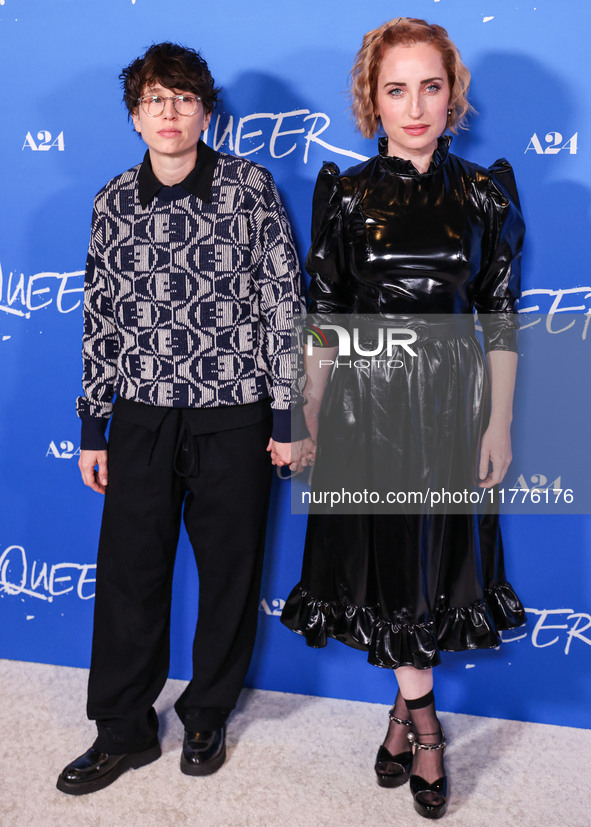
[487,413,512,428]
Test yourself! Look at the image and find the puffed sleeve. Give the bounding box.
[474,159,525,352]
[306,162,352,315]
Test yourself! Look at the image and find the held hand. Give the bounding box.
[266,438,316,472]
[292,437,317,473]
[478,421,512,488]
[79,449,108,494]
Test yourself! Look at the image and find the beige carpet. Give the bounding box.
[1,658,589,826]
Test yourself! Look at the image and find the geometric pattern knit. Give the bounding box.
[77,150,304,434]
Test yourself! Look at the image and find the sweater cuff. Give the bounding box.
[80,415,109,451]
[271,407,309,442]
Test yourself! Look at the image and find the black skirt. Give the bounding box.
[281,317,526,670]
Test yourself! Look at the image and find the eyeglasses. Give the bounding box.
[137,94,201,117]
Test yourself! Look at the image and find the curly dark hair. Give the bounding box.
[120,42,220,117]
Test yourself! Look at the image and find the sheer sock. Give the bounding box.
[405,690,446,798]
[383,690,412,757]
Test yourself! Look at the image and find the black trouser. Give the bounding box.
[87,403,273,754]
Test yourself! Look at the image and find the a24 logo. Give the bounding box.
[514,473,563,494]
[46,440,79,459]
[525,132,577,155]
[259,598,285,616]
[22,131,65,151]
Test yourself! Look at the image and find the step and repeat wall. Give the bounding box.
[1,0,589,729]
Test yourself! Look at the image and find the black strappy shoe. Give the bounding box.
[408,729,448,819]
[374,709,413,788]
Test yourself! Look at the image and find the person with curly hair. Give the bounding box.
[282,18,525,819]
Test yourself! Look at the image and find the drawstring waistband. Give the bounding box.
[145,410,199,478]
[173,417,199,478]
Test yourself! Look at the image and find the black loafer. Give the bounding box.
[56,743,161,795]
[180,726,226,776]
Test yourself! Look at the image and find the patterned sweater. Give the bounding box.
[77,141,305,449]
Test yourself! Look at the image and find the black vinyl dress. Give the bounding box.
[281,136,527,670]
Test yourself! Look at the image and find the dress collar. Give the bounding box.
[137,139,219,207]
[377,134,452,176]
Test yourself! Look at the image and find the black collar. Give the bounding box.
[377,134,452,176]
[137,140,219,207]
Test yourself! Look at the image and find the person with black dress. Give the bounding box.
[281,17,526,819]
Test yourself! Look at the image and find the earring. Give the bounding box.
[447,108,453,115]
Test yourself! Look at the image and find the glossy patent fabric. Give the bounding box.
[56,743,161,795]
[281,136,526,669]
[180,727,226,776]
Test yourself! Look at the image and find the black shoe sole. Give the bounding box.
[56,744,161,796]
[179,743,226,776]
[413,800,448,819]
[376,770,410,788]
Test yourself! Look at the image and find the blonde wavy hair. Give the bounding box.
[350,17,474,138]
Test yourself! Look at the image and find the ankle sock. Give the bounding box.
[404,689,435,710]
[403,688,445,787]
[382,689,411,755]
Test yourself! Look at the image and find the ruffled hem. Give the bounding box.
[280,582,525,670]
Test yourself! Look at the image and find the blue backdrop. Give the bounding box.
[1,0,590,730]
